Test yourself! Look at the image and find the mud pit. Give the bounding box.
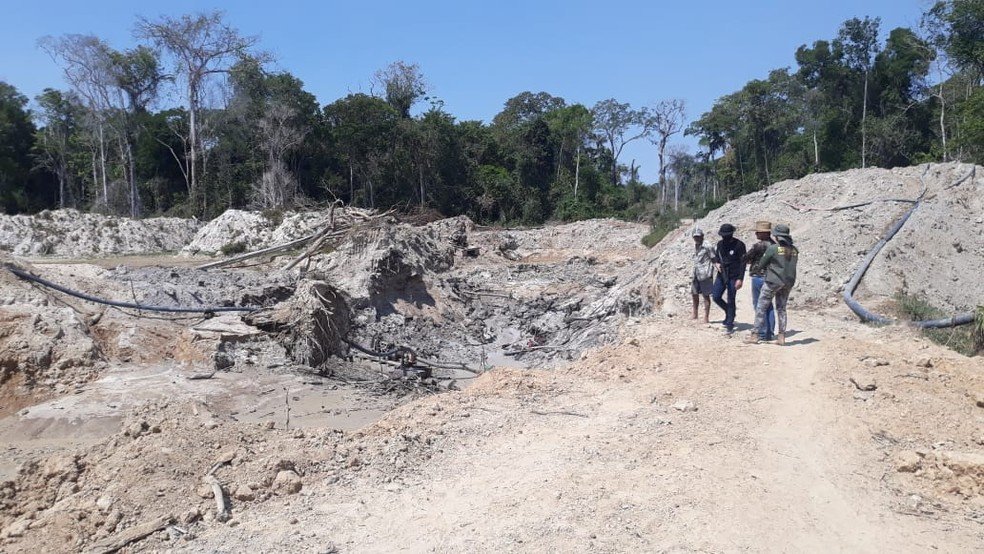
[0,213,651,540]
[1,163,982,552]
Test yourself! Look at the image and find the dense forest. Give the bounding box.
[0,1,981,224]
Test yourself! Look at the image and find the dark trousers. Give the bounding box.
[712,274,739,328]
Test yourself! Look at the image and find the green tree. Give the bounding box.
[0,82,39,212]
[591,99,653,186]
[836,16,882,167]
[33,89,85,208]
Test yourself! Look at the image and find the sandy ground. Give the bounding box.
[191,285,984,553]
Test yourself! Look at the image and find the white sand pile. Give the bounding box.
[644,162,982,315]
[0,209,200,258]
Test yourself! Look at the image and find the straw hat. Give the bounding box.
[754,220,772,233]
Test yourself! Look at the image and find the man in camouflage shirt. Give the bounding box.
[744,221,776,341]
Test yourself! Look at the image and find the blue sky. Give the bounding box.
[1,0,929,181]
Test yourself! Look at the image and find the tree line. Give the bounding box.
[1,2,981,224]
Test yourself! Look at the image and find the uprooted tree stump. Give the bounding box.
[243,280,350,367]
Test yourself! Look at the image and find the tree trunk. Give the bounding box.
[658,137,668,208]
[126,139,140,218]
[418,164,425,207]
[348,162,354,205]
[861,70,868,168]
[674,174,680,211]
[58,174,65,209]
[574,145,581,199]
[938,84,947,161]
[813,129,820,170]
[556,139,564,183]
[91,150,98,204]
[188,87,198,211]
[98,123,108,202]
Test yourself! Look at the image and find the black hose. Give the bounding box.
[342,336,481,374]
[842,165,978,329]
[5,265,259,314]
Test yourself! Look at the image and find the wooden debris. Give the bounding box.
[196,204,391,271]
[84,515,172,554]
[204,475,230,522]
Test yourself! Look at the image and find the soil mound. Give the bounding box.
[312,221,456,312]
[0,209,199,258]
[0,258,101,393]
[181,209,340,256]
[646,163,983,315]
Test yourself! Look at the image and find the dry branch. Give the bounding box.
[204,475,230,522]
[84,515,173,554]
[197,205,391,272]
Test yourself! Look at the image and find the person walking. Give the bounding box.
[746,224,799,346]
[711,223,746,335]
[691,228,715,323]
[745,221,776,341]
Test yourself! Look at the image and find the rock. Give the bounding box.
[672,400,697,413]
[95,495,113,512]
[849,375,877,391]
[215,449,237,465]
[895,451,922,472]
[937,451,984,476]
[863,358,889,368]
[233,485,256,502]
[181,509,201,524]
[274,470,302,495]
[915,357,933,368]
[973,390,984,409]
[196,484,214,499]
[852,391,874,402]
[3,518,31,538]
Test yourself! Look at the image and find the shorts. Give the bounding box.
[691,276,712,295]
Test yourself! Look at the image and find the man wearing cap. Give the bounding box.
[691,228,715,323]
[711,223,746,334]
[744,221,776,341]
[747,223,799,346]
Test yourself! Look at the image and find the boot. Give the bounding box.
[777,333,785,346]
[744,332,759,344]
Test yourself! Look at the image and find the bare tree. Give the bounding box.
[372,61,428,118]
[592,99,653,186]
[255,102,308,208]
[39,34,116,204]
[136,11,259,212]
[647,99,686,207]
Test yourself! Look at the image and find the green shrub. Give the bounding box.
[894,292,981,356]
[220,241,248,256]
[641,212,681,248]
[261,208,285,227]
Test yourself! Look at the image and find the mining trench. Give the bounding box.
[0,218,648,484]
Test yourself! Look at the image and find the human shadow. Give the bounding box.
[783,337,818,346]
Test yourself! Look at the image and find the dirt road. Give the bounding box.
[195,301,984,553]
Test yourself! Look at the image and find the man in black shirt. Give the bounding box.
[711,223,746,334]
